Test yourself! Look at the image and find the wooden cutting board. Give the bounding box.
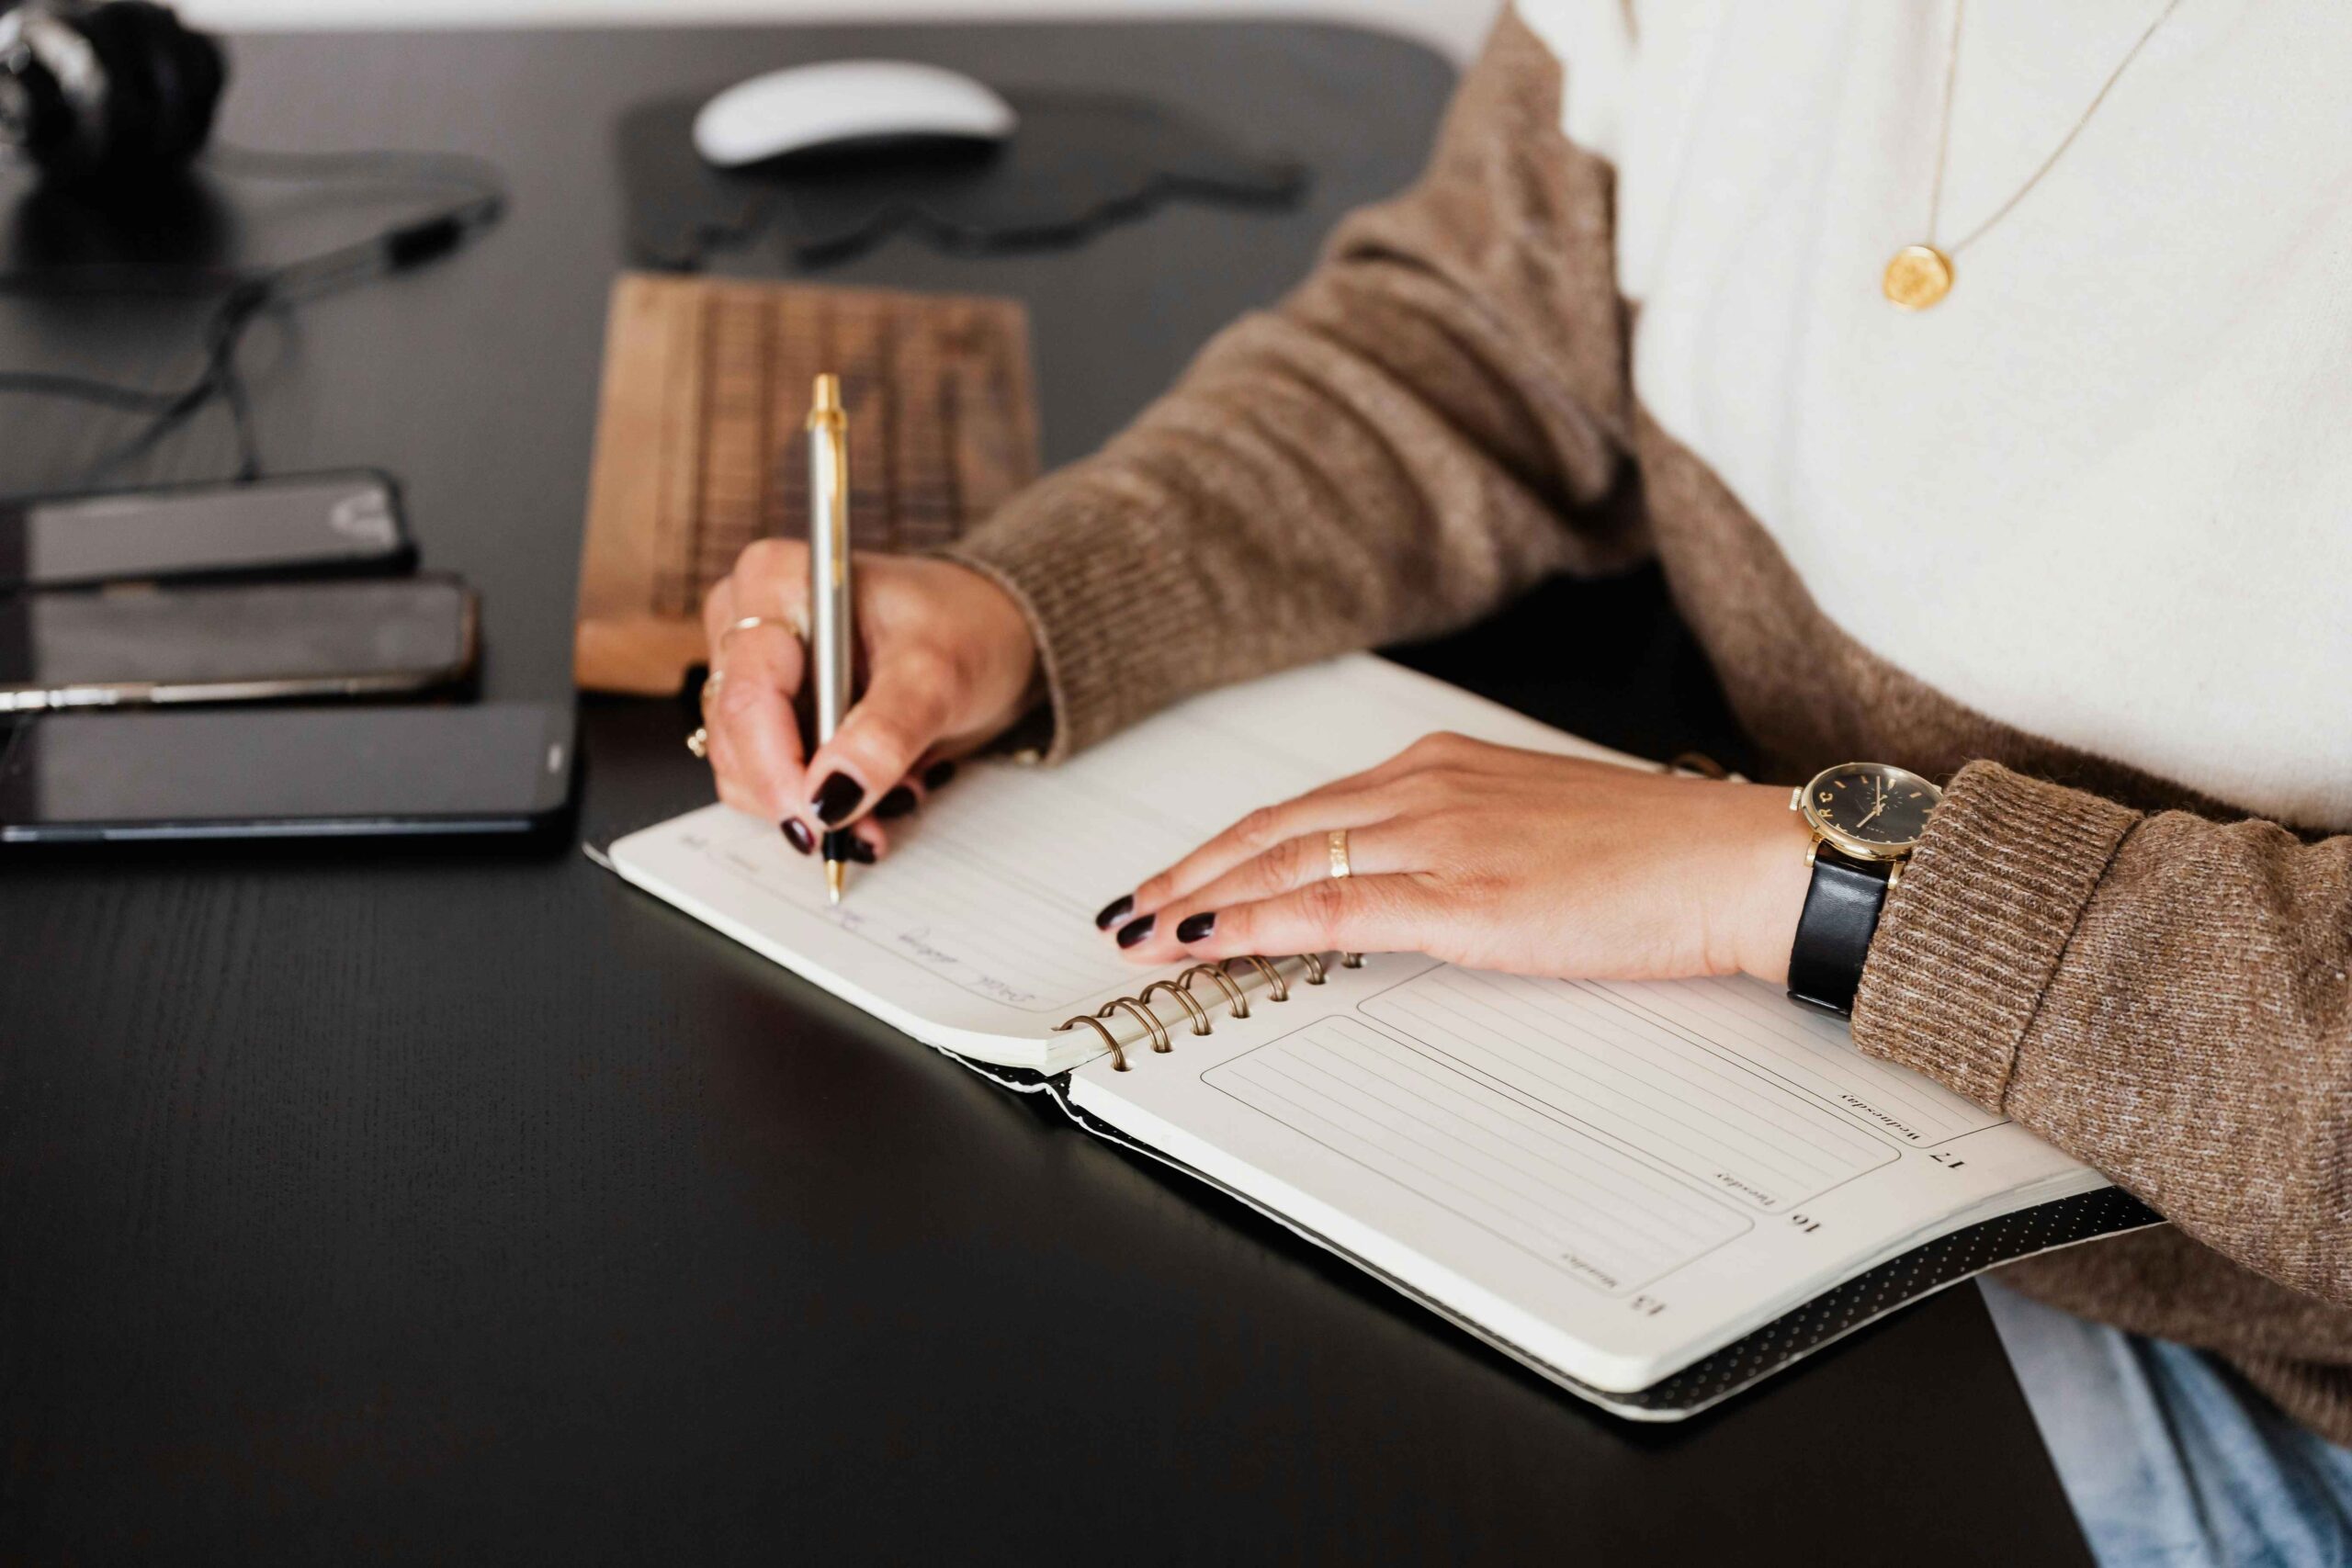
[574,272,1041,694]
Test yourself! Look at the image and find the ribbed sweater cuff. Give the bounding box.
[939,467,1219,763]
[1851,761,2141,1109]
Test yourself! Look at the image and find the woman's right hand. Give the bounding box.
[698,538,1040,857]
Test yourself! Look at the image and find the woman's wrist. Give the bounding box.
[1728,785,1817,988]
[936,558,1046,742]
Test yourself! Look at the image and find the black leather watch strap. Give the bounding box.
[1786,847,1894,1017]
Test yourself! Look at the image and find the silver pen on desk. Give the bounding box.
[806,372,854,905]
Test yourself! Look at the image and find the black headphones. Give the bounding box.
[0,0,504,485]
[0,0,225,182]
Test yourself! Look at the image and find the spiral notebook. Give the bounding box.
[602,655,2158,1418]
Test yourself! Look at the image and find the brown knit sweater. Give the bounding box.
[944,9,2352,1438]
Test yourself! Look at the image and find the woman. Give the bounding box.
[695,6,2351,1561]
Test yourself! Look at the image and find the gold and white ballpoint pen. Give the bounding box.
[806,372,854,905]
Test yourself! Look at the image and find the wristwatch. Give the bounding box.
[1785,761,1944,1017]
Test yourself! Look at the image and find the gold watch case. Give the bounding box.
[1790,761,1945,864]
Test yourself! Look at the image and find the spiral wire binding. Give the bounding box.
[1055,952,1353,1071]
[1182,962,1250,1020]
[1137,979,1213,1036]
[1100,996,1170,1055]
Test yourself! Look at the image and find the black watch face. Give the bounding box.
[1808,763,1939,852]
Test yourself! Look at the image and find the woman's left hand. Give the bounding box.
[1102,732,1816,987]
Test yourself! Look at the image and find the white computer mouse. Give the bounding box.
[692,60,1018,169]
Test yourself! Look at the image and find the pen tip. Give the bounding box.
[826,860,845,905]
[812,372,842,414]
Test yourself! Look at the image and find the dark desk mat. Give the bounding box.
[617,87,1306,271]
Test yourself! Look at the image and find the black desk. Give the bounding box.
[0,22,2090,1564]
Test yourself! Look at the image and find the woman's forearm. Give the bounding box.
[945,8,1642,761]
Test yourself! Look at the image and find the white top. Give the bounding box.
[1518,0,2352,828]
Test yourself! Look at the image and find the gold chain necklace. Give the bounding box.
[1884,0,2185,310]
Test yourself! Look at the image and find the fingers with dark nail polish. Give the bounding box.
[875,785,918,820]
[812,772,865,825]
[1115,914,1156,949]
[782,819,815,855]
[1095,894,1134,931]
[1175,912,1216,943]
[922,760,957,791]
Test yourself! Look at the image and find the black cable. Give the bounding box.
[0,142,504,298]
[0,367,182,410]
[0,142,505,486]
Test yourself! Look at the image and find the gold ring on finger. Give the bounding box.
[685,727,709,759]
[720,613,806,648]
[1328,829,1352,880]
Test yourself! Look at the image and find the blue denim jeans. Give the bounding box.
[1984,1279,2352,1567]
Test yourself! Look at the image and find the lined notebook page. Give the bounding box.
[606,656,1634,1067]
[1205,1012,1756,1295]
[1070,956,2104,1391]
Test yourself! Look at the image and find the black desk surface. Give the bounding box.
[0,21,2091,1565]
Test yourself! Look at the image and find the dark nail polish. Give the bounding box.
[1176,911,1216,944]
[1115,914,1156,949]
[820,829,875,866]
[1095,894,1134,931]
[922,760,957,791]
[875,785,918,820]
[811,773,865,826]
[781,819,815,855]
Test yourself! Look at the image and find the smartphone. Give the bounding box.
[0,470,413,591]
[0,575,478,712]
[0,701,577,841]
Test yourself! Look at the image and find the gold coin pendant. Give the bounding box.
[1883,244,1954,310]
